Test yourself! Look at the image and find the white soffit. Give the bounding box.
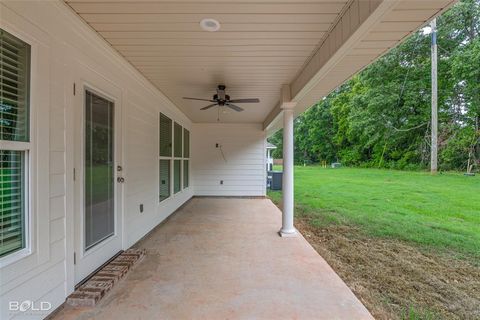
[64,0,455,128]
[64,0,349,123]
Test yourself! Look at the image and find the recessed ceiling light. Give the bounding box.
[200,18,221,32]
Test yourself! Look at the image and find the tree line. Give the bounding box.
[269,0,480,171]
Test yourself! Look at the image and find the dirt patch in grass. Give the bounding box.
[295,217,480,319]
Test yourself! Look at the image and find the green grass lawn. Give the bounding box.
[268,167,480,260]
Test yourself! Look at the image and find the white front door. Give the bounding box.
[73,66,124,284]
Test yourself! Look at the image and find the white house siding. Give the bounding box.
[192,123,266,197]
[0,2,192,319]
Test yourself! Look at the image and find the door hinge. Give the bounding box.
[73,168,76,181]
[73,83,76,96]
[74,252,76,265]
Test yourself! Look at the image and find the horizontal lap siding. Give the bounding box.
[1,2,193,319]
[1,29,68,319]
[124,92,193,248]
[192,123,266,197]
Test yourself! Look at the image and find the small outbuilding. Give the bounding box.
[266,142,277,171]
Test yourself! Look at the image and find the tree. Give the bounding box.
[269,0,480,172]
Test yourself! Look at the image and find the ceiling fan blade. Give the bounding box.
[226,103,244,112]
[228,98,260,103]
[200,103,218,110]
[183,97,215,102]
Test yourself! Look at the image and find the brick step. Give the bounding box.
[66,248,146,307]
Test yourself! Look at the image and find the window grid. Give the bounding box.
[159,113,190,202]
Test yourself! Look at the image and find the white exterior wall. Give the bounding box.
[0,2,193,319]
[192,123,267,197]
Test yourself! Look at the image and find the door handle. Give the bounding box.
[117,177,125,183]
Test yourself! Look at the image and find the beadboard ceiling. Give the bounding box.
[64,0,455,126]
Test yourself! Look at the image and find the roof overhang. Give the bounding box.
[64,0,456,133]
[263,0,456,136]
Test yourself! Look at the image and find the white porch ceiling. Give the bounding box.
[64,0,455,127]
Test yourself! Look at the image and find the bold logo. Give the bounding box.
[9,300,52,313]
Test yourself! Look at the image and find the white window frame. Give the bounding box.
[158,113,190,202]
[0,143,31,267]
[158,158,171,202]
[159,112,172,202]
[182,128,190,190]
[173,121,183,195]
[0,30,32,266]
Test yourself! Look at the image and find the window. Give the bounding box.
[174,122,182,158]
[0,29,31,258]
[173,122,182,193]
[159,159,170,201]
[84,91,115,249]
[183,128,190,189]
[159,113,172,157]
[159,114,189,200]
[159,113,172,202]
[173,160,181,194]
[183,160,189,188]
[183,128,189,158]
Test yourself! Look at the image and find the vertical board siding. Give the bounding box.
[192,123,266,197]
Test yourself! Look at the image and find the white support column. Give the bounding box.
[279,85,297,237]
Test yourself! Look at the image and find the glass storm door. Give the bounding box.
[84,91,115,250]
[74,81,123,284]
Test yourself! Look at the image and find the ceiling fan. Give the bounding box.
[183,85,260,112]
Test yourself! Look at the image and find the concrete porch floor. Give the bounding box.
[54,198,373,319]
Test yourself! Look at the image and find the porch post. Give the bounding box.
[279,85,297,237]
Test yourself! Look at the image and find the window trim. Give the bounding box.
[173,121,182,195]
[158,113,190,203]
[182,128,190,190]
[0,149,33,269]
[183,159,190,189]
[0,29,32,266]
[0,150,31,266]
[159,113,174,202]
[159,112,172,158]
[158,159,171,202]
[173,159,182,194]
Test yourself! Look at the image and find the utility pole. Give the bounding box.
[431,18,438,174]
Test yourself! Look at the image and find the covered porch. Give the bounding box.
[0,1,456,319]
[53,197,372,319]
